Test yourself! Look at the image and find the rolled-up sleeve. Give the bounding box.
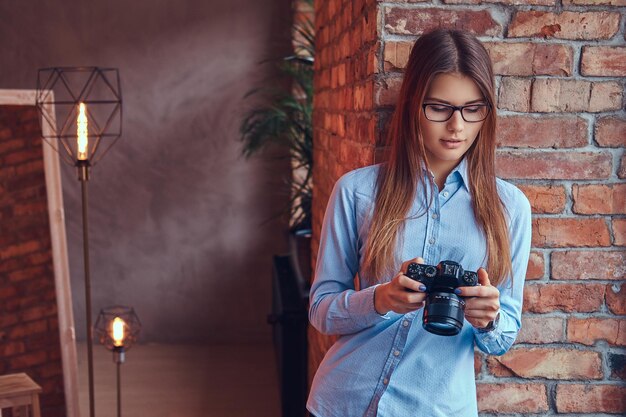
[474,193,532,355]
[308,173,390,336]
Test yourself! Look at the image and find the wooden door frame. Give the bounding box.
[0,89,80,417]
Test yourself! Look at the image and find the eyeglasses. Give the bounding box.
[422,103,491,123]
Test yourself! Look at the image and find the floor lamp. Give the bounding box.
[95,306,141,417]
[35,67,123,417]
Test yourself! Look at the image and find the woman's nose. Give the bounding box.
[446,109,464,132]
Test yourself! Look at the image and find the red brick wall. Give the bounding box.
[311,0,626,415]
[0,105,66,417]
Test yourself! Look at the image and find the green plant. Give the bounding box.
[239,6,314,232]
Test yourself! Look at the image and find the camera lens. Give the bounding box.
[422,292,466,336]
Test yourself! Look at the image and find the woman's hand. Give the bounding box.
[374,257,428,315]
[457,268,500,329]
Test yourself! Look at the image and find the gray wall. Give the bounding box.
[0,0,293,343]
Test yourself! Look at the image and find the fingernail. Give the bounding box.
[419,285,427,291]
[454,289,462,295]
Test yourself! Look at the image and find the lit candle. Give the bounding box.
[77,102,89,160]
[111,317,126,347]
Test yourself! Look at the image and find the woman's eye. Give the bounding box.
[464,106,483,113]
[430,105,450,112]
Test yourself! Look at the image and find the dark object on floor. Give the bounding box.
[268,250,310,417]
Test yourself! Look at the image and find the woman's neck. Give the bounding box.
[428,160,459,191]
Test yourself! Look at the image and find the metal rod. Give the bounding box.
[117,360,121,417]
[80,168,95,417]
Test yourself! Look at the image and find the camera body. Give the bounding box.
[406,260,478,291]
[405,260,478,336]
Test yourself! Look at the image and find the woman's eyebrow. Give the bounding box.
[424,97,486,104]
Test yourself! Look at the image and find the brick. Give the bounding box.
[9,351,48,370]
[0,312,19,328]
[0,285,18,299]
[563,0,626,4]
[608,353,626,380]
[20,304,57,322]
[384,7,501,36]
[568,318,626,346]
[518,185,566,214]
[0,138,25,156]
[496,151,612,180]
[498,116,587,149]
[596,117,626,148]
[0,341,26,357]
[490,347,602,379]
[620,154,626,179]
[15,160,45,176]
[606,283,626,315]
[614,219,626,246]
[552,250,626,280]
[589,81,624,112]
[375,76,402,107]
[477,383,549,413]
[485,42,572,76]
[581,46,626,77]
[498,78,530,112]
[8,265,48,283]
[531,79,622,113]
[445,0,555,4]
[556,384,626,413]
[25,332,60,350]
[38,362,64,378]
[383,41,412,70]
[523,283,605,313]
[475,352,483,376]
[573,184,626,215]
[0,240,41,260]
[517,316,564,344]
[532,218,611,248]
[509,11,620,40]
[8,319,48,338]
[2,150,40,165]
[525,251,545,279]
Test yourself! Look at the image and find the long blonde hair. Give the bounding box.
[362,29,512,287]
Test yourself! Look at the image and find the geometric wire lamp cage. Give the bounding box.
[94,306,142,355]
[35,67,122,170]
[35,66,123,417]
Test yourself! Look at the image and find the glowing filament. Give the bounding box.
[111,317,126,347]
[77,102,89,160]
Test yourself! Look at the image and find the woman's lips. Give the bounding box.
[440,138,464,149]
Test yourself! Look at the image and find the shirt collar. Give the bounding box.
[424,157,470,191]
[449,157,470,191]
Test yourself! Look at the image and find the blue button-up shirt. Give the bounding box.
[307,159,532,417]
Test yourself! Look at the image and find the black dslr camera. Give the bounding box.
[406,260,478,336]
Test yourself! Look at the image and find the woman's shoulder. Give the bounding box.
[495,177,531,218]
[335,164,381,196]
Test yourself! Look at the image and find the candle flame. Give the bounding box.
[112,317,126,347]
[77,102,88,160]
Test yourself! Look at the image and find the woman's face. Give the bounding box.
[418,72,486,173]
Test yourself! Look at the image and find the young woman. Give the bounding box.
[307,29,532,417]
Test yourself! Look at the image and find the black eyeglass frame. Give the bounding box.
[421,102,491,123]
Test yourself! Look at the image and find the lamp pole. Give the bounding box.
[78,159,95,417]
[35,67,123,417]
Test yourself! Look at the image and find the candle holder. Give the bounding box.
[95,306,141,417]
[35,67,122,417]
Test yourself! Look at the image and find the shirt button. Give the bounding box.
[432,213,438,219]
[402,320,409,327]
[428,238,435,245]
[393,350,400,357]
[443,191,449,198]
[383,378,389,385]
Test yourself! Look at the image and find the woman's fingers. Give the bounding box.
[399,257,425,274]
